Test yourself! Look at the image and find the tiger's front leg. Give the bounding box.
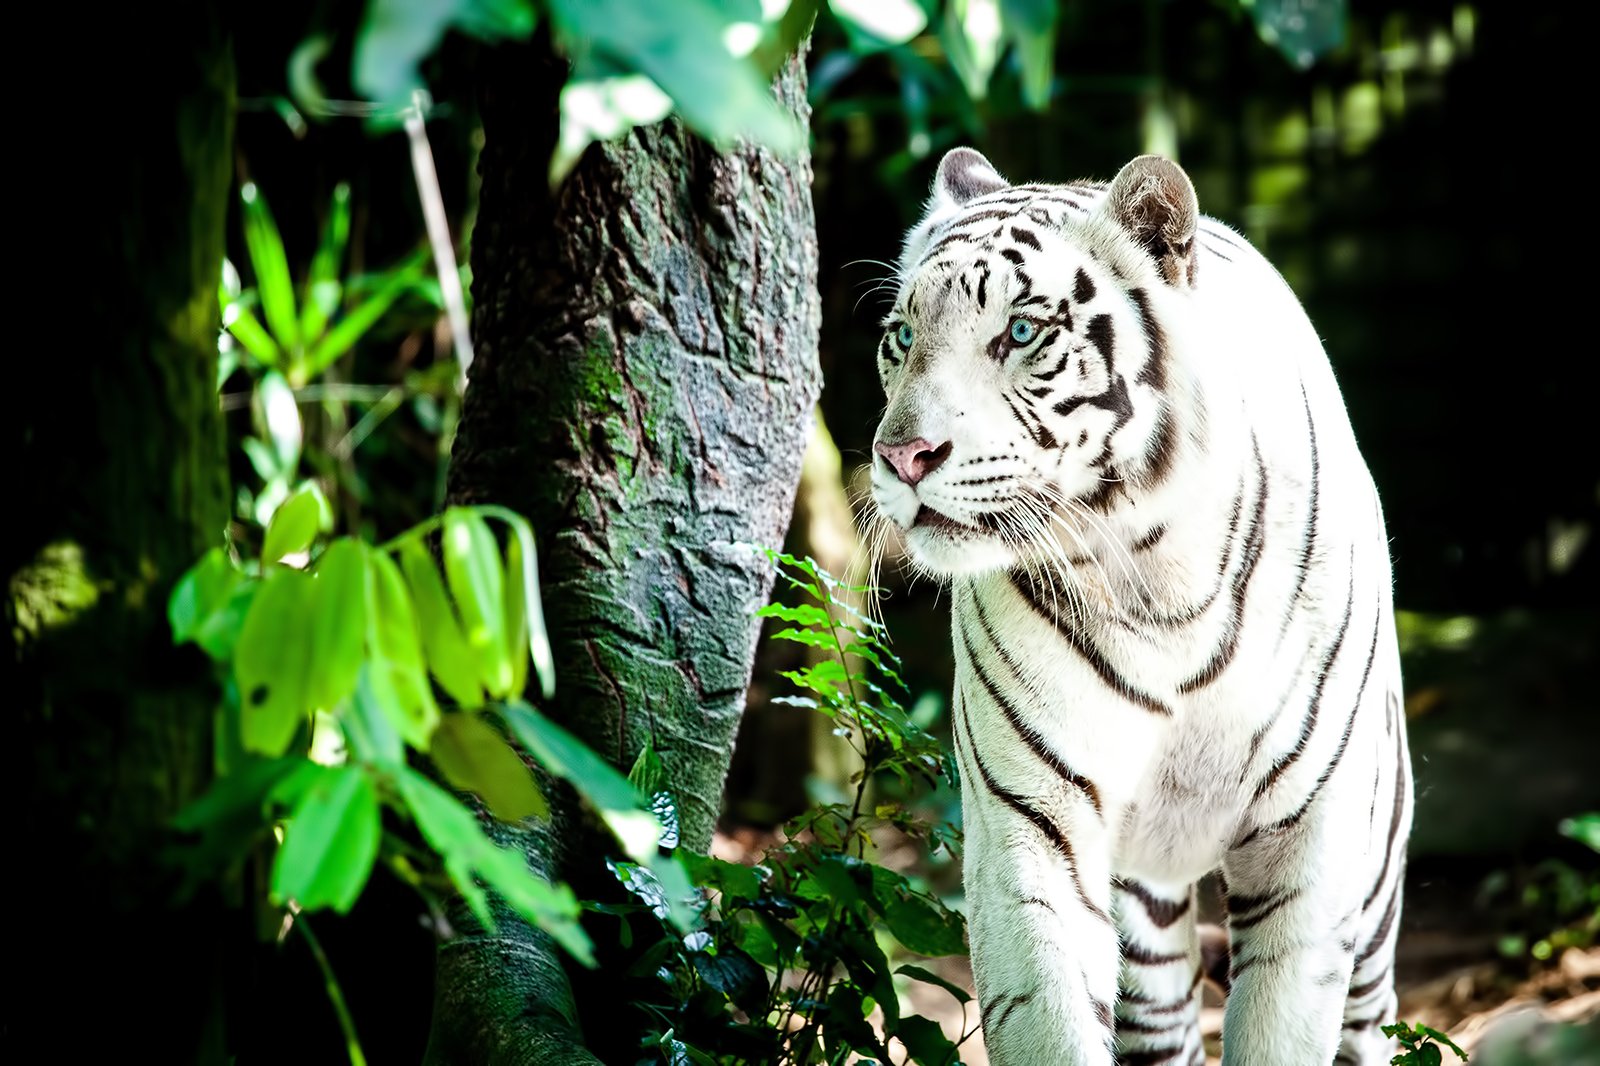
[952,694,1119,1065]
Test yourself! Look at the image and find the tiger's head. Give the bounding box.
[869,148,1202,577]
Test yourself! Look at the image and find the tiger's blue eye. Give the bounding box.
[1009,318,1036,345]
[896,323,914,348]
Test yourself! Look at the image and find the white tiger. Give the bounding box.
[867,148,1413,1065]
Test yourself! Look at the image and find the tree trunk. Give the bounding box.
[9,7,234,1059]
[427,38,822,1065]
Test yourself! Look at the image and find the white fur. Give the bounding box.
[869,152,1413,1065]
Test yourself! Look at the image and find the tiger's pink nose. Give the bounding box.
[875,437,952,487]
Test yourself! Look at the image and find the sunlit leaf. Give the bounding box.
[491,510,556,700]
[271,764,380,912]
[306,540,366,710]
[1000,0,1056,108]
[894,1015,958,1065]
[225,304,282,366]
[500,700,658,862]
[393,766,592,963]
[399,540,483,708]
[546,0,800,175]
[169,547,242,647]
[628,740,666,795]
[300,182,351,344]
[262,483,323,565]
[302,250,429,380]
[442,508,514,698]
[364,546,441,750]
[235,568,316,755]
[430,712,547,822]
[346,669,406,765]
[254,369,303,476]
[829,0,926,51]
[895,964,971,1004]
[240,182,300,356]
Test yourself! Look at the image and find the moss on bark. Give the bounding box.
[429,37,822,1065]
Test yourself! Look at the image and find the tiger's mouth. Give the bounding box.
[912,505,983,536]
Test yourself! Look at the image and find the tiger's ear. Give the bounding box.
[931,147,1009,211]
[899,148,1010,272]
[1104,155,1199,287]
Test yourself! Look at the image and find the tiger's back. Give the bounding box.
[868,149,1411,1065]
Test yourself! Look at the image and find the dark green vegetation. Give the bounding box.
[9,0,1595,1063]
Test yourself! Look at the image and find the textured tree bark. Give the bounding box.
[8,7,234,1059]
[427,37,822,1066]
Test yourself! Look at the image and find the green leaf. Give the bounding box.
[754,601,834,627]
[240,182,300,356]
[502,532,530,698]
[999,0,1056,108]
[1417,1043,1443,1066]
[399,541,482,707]
[1244,0,1347,70]
[830,0,927,51]
[628,740,666,795]
[169,547,242,646]
[355,0,538,108]
[306,539,366,711]
[894,1014,958,1065]
[393,766,591,964]
[300,183,351,345]
[271,765,380,913]
[684,853,763,901]
[172,755,304,861]
[895,964,972,1005]
[254,369,304,474]
[493,510,555,700]
[364,546,441,749]
[262,483,324,564]
[1559,812,1600,854]
[500,700,658,862]
[1418,1026,1467,1059]
[545,0,800,155]
[691,949,768,1014]
[345,669,406,765]
[430,712,547,822]
[235,568,316,756]
[225,303,282,365]
[870,865,967,957]
[302,250,428,379]
[442,508,514,697]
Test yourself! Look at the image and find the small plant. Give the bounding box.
[170,487,685,1063]
[607,551,971,1065]
[1383,1021,1467,1065]
[1479,814,1600,963]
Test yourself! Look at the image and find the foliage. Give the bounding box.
[600,551,970,1065]
[169,493,692,1059]
[1480,816,1600,964]
[1383,1020,1468,1065]
[220,179,456,531]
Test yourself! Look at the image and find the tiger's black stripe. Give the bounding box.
[962,593,1105,815]
[955,696,1111,925]
[1011,571,1174,715]
[1282,381,1321,638]
[1177,437,1268,690]
[1117,880,1191,928]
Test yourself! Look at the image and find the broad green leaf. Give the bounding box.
[254,369,303,474]
[442,508,513,697]
[169,547,242,646]
[172,756,303,834]
[399,540,483,708]
[240,182,300,355]
[1559,812,1600,853]
[895,964,971,1004]
[546,0,800,162]
[364,546,441,749]
[1418,1043,1443,1066]
[355,0,537,108]
[999,0,1055,107]
[684,853,762,901]
[430,713,547,822]
[503,532,529,697]
[830,0,926,51]
[691,949,767,1014]
[300,182,351,346]
[301,250,429,379]
[306,539,366,710]
[235,568,316,756]
[894,1015,958,1065]
[271,764,380,912]
[225,304,282,366]
[393,766,591,964]
[941,0,1003,100]
[262,483,323,564]
[501,700,658,862]
[346,669,405,765]
[870,865,967,957]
